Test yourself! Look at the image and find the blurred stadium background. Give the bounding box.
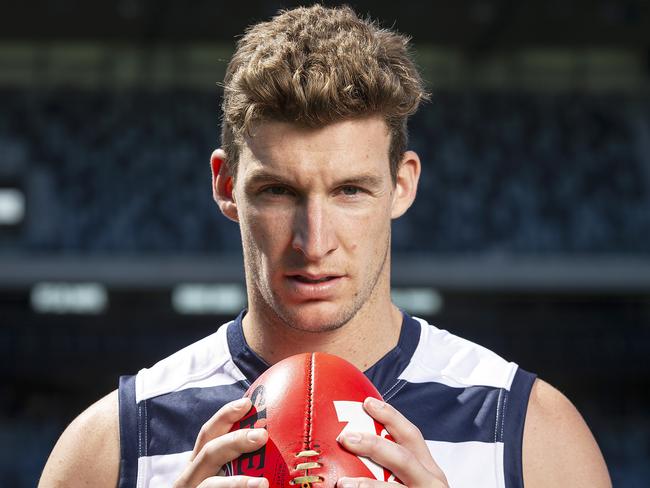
[1,0,649,486]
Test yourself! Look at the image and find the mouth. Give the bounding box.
[289,274,340,284]
[284,272,345,300]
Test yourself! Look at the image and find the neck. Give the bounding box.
[242,277,403,371]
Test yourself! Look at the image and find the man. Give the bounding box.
[40,5,611,488]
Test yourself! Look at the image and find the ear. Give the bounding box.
[391,150,421,219]
[210,148,238,222]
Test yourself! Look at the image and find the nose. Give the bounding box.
[292,197,338,261]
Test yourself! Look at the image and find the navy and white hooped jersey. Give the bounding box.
[118,311,536,488]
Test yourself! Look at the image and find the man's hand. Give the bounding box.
[174,397,270,488]
[336,397,448,488]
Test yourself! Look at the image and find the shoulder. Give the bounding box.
[39,390,119,488]
[523,379,611,488]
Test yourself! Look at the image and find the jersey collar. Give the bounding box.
[226,309,421,396]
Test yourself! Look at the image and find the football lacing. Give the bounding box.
[290,450,323,487]
[295,450,320,458]
[290,475,322,487]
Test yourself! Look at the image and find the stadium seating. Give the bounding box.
[1,87,648,255]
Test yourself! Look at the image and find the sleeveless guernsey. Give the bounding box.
[118,311,536,488]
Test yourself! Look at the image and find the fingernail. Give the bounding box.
[233,397,249,409]
[247,429,265,443]
[366,397,385,409]
[247,478,266,488]
[342,431,361,444]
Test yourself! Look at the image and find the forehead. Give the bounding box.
[238,116,391,178]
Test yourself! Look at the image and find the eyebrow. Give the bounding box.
[244,170,288,189]
[244,170,384,190]
[335,174,384,189]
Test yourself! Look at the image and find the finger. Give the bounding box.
[192,397,253,460]
[196,475,268,488]
[337,431,446,487]
[362,397,441,475]
[337,477,406,488]
[177,428,268,488]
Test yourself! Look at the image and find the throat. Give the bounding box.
[241,305,403,371]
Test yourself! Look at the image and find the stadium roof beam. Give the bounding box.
[2,255,650,293]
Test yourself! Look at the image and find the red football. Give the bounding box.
[227,352,395,488]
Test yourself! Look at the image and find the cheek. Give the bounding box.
[338,207,390,252]
[243,207,293,253]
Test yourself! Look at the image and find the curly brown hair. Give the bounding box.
[221,4,428,183]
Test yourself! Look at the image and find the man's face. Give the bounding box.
[230,116,403,333]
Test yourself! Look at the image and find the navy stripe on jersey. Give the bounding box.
[391,380,503,443]
[504,368,537,488]
[128,379,525,457]
[144,382,248,456]
[118,375,138,488]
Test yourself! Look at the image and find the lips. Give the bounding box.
[285,272,345,300]
[291,275,339,284]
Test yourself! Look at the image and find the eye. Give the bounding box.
[262,185,291,196]
[340,186,360,196]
